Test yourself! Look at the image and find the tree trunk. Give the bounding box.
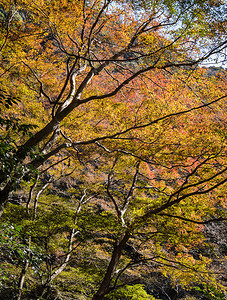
[92,232,130,300]
[17,259,30,300]
[0,182,12,217]
[17,237,31,300]
[0,203,6,218]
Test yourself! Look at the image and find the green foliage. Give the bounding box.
[57,266,102,297]
[105,284,157,300]
[0,222,24,264]
[193,285,226,300]
[78,209,120,235]
[0,222,27,289]
[1,203,76,284]
[3,203,74,242]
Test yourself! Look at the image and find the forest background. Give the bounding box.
[0,0,227,299]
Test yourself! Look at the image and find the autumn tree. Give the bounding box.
[0,0,226,208]
[0,0,227,299]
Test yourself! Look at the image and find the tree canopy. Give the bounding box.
[0,0,226,299]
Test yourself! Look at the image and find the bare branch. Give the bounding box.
[22,62,53,104]
[122,162,140,211]
[132,169,227,227]
[158,213,227,224]
[106,157,121,220]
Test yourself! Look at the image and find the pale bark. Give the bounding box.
[38,190,88,297]
[26,175,39,211]
[46,228,78,284]
[17,237,31,300]
[17,259,30,300]
[33,181,51,218]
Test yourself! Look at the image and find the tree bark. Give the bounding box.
[17,259,29,300]
[17,237,31,300]
[0,182,12,216]
[92,231,131,300]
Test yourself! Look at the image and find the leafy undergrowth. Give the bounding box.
[0,185,226,299]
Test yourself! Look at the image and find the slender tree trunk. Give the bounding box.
[17,259,30,300]
[0,203,6,218]
[92,232,131,300]
[0,196,7,217]
[37,228,78,300]
[17,237,31,300]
